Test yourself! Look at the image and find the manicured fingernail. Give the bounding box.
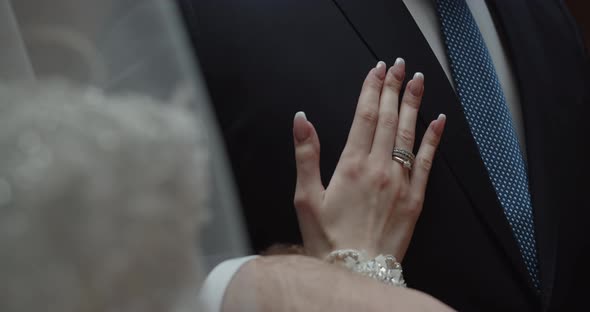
[409,72,424,96]
[294,111,310,142]
[375,61,386,79]
[392,57,405,80]
[433,113,446,135]
[295,111,307,121]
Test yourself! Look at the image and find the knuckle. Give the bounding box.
[384,74,402,91]
[370,167,393,189]
[296,144,318,161]
[416,156,433,172]
[365,76,383,91]
[394,186,411,202]
[397,128,415,146]
[293,191,313,210]
[422,132,440,147]
[379,112,398,130]
[403,97,421,109]
[406,196,424,215]
[342,160,364,180]
[359,108,379,124]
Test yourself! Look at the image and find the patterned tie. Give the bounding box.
[435,0,540,288]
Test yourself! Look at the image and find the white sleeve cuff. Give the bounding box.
[198,255,259,312]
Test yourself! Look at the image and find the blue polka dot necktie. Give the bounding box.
[436,0,540,289]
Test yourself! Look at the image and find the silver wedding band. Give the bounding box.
[392,148,415,170]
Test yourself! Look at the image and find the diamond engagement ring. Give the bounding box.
[392,148,415,170]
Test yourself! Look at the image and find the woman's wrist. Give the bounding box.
[324,249,407,287]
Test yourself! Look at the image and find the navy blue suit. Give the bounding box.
[178,1,590,310]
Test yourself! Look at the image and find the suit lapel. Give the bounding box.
[331,0,538,294]
[486,0,559,306]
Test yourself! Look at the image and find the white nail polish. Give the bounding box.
[438,113,446,121]
[395,57,405,66]
[376,61,386,69]
[295,111,307,120]
[414,72,424,80]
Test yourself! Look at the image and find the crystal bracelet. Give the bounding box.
[325,249,407,287]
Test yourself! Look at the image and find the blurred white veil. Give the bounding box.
[0,0,248,296]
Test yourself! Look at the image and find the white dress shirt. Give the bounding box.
[198,256,259,312]
[198,1,524,311]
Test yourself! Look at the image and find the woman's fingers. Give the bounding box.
[395,73,424,153]
[411,114,446,195]
[293,111,324,210]
[293,111,328,256]
[370,58,406,158]
[343,61,387,156]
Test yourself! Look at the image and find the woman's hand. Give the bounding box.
[292,59,446,261]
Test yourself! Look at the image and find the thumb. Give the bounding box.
[293,111,324,211]
[293,111,327,256]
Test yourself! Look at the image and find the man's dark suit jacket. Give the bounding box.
[178,0,589,310]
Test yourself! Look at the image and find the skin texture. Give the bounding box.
[221,62,451,312]
[293,60,446,261]
[222,255,455,312]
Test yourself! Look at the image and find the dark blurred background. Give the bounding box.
[565,0,590,49]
